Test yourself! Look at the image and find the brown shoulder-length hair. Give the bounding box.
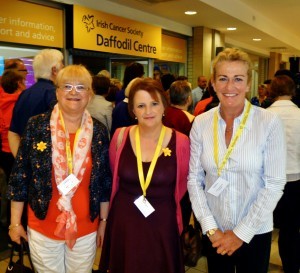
[128,77,168,118]
[1,69,24,94]
[270,75,296,99]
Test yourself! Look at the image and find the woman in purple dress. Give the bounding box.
[99,78,190,273]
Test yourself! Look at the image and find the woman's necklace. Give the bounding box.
[225,126,233,132]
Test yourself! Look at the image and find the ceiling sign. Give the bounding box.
[73,5,162,59]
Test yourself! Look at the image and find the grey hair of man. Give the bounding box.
[33,49,63,80]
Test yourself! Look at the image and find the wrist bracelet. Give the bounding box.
[9,223,21,230]
[100,218,107,222]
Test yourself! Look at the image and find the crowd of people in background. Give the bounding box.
[0,47,299,273]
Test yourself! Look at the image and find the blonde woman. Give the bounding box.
[8,65,111,273]
[188,48,286,273]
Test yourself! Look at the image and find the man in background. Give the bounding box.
[8,49,64,157]
[191,75,207,112]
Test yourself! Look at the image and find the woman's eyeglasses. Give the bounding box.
[60,84,88,93]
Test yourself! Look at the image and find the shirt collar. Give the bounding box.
[217,99,253,130]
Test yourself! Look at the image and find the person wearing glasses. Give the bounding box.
[188,48,286,273]
[8,49,64,158]
[7,65,112,273]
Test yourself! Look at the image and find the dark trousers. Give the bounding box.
[180,191,201,231]
[206,232,272,273]
[276,181,300,273]
[180,191,192,229]
[0,151,14,227]
[0,151,27,229]
[0,150,14,182]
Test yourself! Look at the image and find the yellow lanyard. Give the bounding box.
[59,111,81,175]
[213,101,252,176]
[135,125,166,197]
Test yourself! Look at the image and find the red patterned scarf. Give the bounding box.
[50,104,93,249]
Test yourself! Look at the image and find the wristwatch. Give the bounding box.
[206,228,217,237]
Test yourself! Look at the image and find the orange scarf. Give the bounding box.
[50,104,93,249]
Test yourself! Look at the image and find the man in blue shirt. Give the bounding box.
[8,49,64,157]
[191,75,207,112]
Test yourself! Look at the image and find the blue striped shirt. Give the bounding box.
[188,100,286,243]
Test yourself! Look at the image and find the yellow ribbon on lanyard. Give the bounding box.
[213,101,252,177]
[135,125,166,197]
[59,111,81,175]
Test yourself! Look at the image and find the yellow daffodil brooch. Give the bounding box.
[36,141,47,152]
[162,147,172,157]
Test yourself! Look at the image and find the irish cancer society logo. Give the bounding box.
[82,14,95,32]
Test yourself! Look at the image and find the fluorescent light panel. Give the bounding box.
[185,11,197,15]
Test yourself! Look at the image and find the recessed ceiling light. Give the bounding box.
[185,11,197,15]
[227,27,237,31]
[253,38,262,41]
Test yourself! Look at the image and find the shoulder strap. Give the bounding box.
[116,127,126,150]
[21,238,35,270]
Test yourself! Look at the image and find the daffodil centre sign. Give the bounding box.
[73,5,161,58]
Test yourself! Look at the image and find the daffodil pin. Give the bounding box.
[162,147,172,157]
[36,141,47,152]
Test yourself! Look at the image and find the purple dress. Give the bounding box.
[99,131,184,273]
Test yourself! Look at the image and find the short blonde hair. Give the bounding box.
[212,48,253,84]
[55,64,93,96]
[97,69,111,78]
[125,77,140,98]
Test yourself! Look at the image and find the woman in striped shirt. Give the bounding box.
[188,48,286,273]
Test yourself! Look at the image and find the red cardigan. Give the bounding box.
[109,126,190,234]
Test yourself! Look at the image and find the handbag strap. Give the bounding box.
[8,238,35,271]
[20,238,35,271]
[8,242,15,267]
[116,127,126,150]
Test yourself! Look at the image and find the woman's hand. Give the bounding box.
[97,202,109,247]
[9,201,26,244]
[8,224,27,244]
[208,229,225,244]
[96,221,107,248]
[212,230,243,256]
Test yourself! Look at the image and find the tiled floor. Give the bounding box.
[0,230,283,273]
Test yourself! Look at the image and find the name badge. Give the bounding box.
[207,177,229,197]
[57,174,80,195]
[134,195,155,217]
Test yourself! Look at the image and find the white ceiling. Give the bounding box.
[4,0,300,62]
[110,0,300,57]
[52,0,300,61]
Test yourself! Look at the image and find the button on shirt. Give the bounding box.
[188,101,286,243]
